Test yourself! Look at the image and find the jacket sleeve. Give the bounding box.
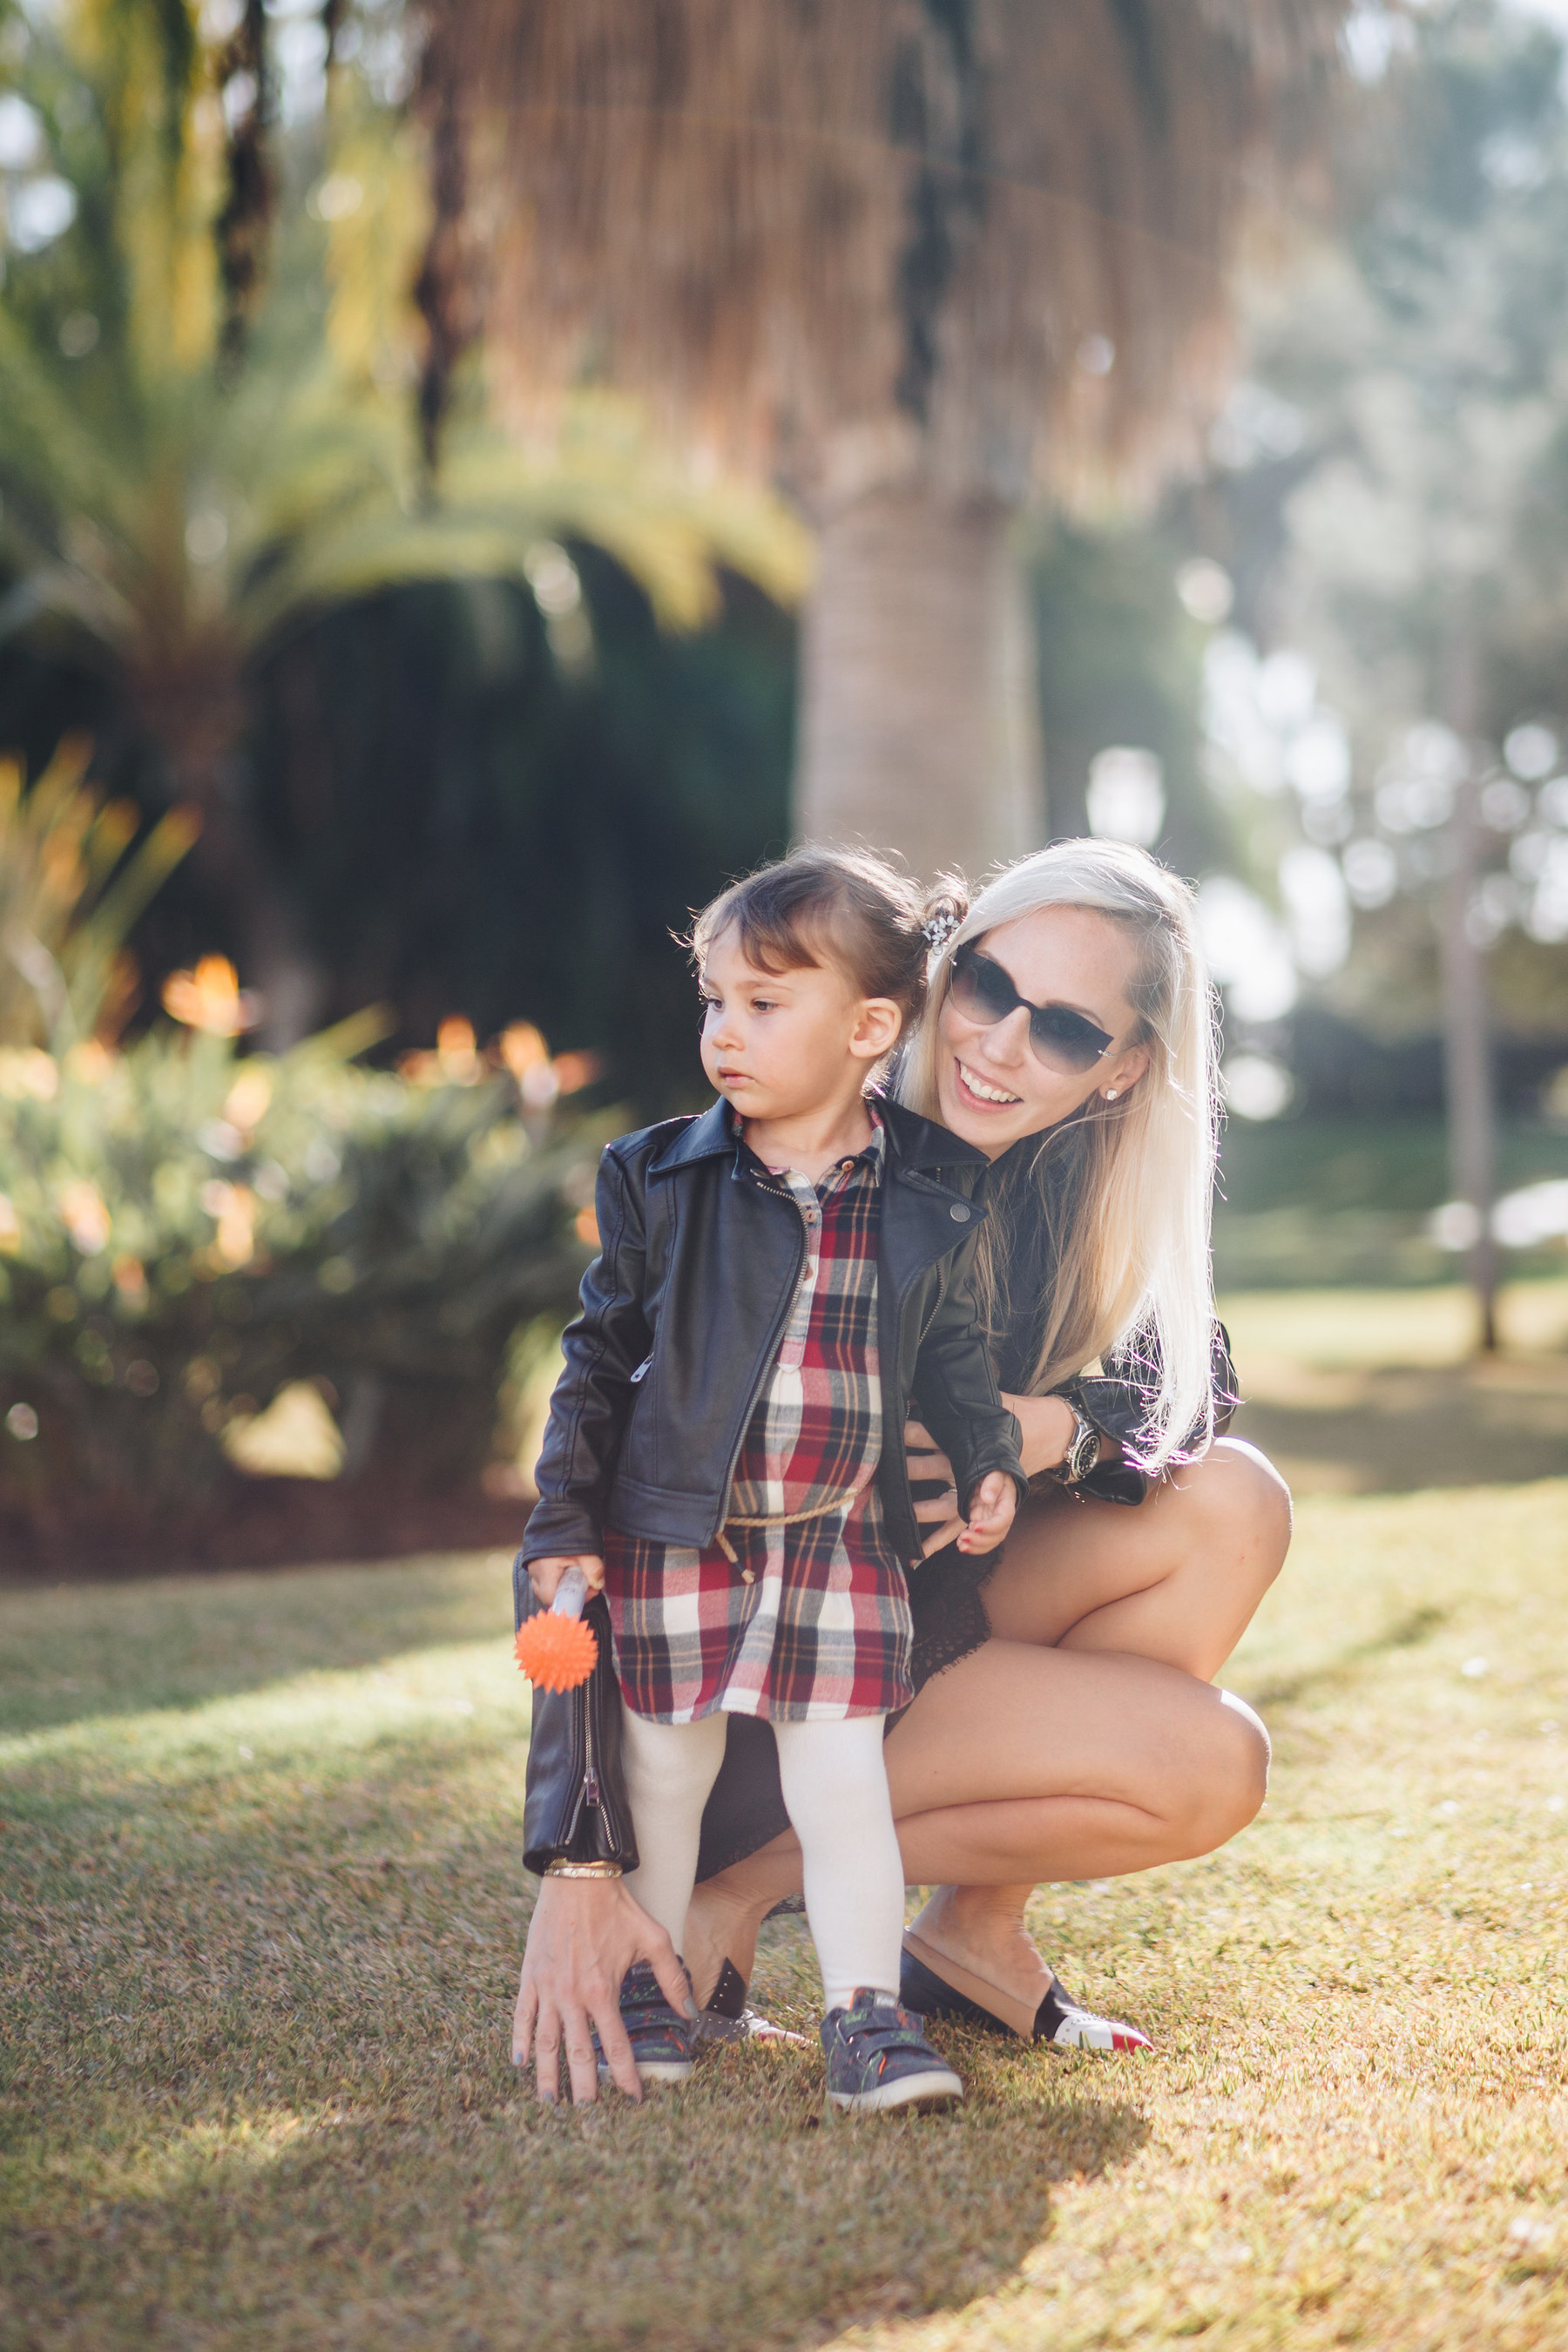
[1068,1318,1241,1506]
[910,1227,1028,1521]
[520,1146,652,1565]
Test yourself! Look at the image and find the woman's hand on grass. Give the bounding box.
[526,1553,605,1607]
[512,1875,692,2105]
[956,1470,1017,1555]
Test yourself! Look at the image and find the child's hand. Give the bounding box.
[956,1472,1017,1556]
[528,1554,605,1606]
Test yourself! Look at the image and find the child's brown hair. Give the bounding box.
[690,848,930,1031]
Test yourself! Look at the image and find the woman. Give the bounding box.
[514,840,1289,2105]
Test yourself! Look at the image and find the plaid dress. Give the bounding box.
[603,1112,914,1725]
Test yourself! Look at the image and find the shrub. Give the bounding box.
[0,739,199,1051]
[0,1010,601,1551]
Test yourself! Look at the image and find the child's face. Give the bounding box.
[698,927,897,1120]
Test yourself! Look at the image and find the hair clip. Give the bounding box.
[922,910,960,952]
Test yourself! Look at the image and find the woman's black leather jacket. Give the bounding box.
[520,1094,1025,1571]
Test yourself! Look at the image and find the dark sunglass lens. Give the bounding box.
[954,948,1112,1072]
[1029,1005,1111,1072]
[952,951,1017,1021]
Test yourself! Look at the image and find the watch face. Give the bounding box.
[1069,1416,1099,1479]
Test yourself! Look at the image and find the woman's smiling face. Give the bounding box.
[934,904,1153,1158]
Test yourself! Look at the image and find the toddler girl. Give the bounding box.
[524,848,1024,2112]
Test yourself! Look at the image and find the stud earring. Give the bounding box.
[1105,1088,1119,1101]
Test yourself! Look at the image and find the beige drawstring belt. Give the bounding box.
[715,1489,866,1572]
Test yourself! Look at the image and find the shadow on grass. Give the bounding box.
[1242,1602,1448,1711]
[1233,1362,1568,1497]
[0,1552,511,1738]
[12,2061,1148,2352]
[6,1720,1151,2351]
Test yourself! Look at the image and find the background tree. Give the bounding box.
[1170,0,1568,1322]
[419,0,1344,875]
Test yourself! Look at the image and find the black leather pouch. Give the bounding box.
[515,1551,639,1876]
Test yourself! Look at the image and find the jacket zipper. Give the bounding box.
[889,1169,987,1560]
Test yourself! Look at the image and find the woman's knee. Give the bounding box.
[1179,1437,1293,1590]
[1168,1686,1271,1857]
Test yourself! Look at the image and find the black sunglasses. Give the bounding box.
[949,943,1116,1075]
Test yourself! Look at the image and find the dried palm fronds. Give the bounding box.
[418,0,1345,504]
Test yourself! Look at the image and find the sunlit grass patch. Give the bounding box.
[4,1482,1568,2349]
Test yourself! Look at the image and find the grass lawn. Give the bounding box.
[5,1297,1568,2349]
[1221,1278,1568,1497]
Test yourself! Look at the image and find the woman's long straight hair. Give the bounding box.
[898,840,1221,1472]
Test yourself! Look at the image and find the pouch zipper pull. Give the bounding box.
[582,1690,600,1808]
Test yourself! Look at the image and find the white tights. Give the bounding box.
[620,1709,906,2011]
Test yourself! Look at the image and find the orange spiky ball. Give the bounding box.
[514,1612,598,1693]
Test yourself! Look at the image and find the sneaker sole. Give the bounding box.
[596,2058,695,2088]
[827,2069,963,2115]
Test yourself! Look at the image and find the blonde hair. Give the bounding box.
[899,840,1220,1472]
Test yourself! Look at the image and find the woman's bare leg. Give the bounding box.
[980,1437,1292,1675]
[683,1640,1270,2005]
[908,1436,1289,2017]
[686,1437,1289,2013]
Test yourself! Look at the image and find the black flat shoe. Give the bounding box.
[695,1956,808,2047]
[899,1939,1152,2053]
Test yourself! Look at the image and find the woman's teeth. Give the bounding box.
[958,1060,1021,1105]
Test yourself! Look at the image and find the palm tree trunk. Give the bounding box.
[794,486,1045,878]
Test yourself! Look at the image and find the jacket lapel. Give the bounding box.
[876,1098,990,1306]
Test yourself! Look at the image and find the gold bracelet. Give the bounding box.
[544,1858,623,1879]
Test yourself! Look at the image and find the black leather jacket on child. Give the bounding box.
[521,1093,1026,1571]
[517,1095,1025,1878]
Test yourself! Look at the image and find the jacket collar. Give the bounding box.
[647,1092,990,1181]
[648,1098,740,1173]
[876,1093,991,1178]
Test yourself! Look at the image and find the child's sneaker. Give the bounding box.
[821,1990,964,2114]
[597,1958,699,2088]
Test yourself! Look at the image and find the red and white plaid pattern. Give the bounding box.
[605,1112,913,1724]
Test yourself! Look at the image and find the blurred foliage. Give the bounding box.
[0,0,808,1041]
[0,0,1250,1117]
[0,735,197,1049]
[1213,1111,1568,1289]
[0,1011,600,1539]
[1029,519,1226,878]
[1186,0,1568,1037]
[239,556,800,1113]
